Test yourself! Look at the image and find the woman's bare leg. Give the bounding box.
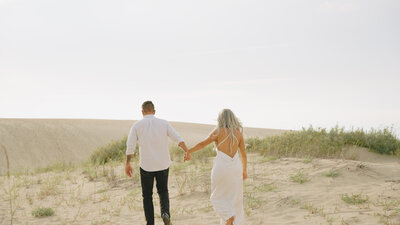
[226,216,234,225]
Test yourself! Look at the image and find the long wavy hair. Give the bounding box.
[215,109,243,153]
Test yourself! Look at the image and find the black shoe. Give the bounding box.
[161,213,171,225]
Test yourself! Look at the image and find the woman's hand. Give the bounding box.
[243,171,248,180]
[184,151,192,162]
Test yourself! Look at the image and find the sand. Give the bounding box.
[1,119,400,225]
[0,152,400,225]
[0,119,284,173]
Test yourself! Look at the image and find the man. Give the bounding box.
[125,101,189,225]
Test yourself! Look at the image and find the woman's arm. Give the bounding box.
[188,130,218,154]
[238,132,247,180]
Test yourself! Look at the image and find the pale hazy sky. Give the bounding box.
[0,0,399,132]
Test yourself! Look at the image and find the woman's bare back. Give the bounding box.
[215,129,242,158]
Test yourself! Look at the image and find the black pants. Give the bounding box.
[140,167,170,225]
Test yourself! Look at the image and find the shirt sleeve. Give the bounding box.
[167,122,184,144]
[126,126,138,155]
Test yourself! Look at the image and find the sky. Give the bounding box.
[0,0,399,133]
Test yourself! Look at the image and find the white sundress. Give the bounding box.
[210,135,244,225]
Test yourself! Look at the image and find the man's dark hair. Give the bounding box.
[142,101,155,112]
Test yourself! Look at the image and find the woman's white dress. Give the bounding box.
[210,147,244,225]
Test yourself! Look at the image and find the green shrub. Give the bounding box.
[290,171,310,184]
[323,170,340,178]
[246,126,347,158]
[31,207,54,217]
[246,126,400,158]
[344,127,400,155]
[341,193,368,204]
[90,136,138,165]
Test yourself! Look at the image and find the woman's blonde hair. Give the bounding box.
[215,109,243,153]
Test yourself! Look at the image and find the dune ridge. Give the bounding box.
[0,119,284,173]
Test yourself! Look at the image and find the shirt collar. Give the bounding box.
[143,115,155,119]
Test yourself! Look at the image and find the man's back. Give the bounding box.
[126,115,183,171]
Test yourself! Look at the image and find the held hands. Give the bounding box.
[184,151,192,162]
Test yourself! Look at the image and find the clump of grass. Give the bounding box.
[31,207,55,217]
[90,136,140,165]
[301,203,326,217]
[345,127,400,155]
[245,193,263,210]
[298,156,313,163]
[90,136,128,165]
[290,171,310,184]
[246,126,400,159]
[341,193,369,205]
[2,144,19,225]
[246,126,347,158]
[323,170,340,178]
[37,176,62,199]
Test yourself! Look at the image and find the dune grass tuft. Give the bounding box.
[90,136,139,165]
[323,170,340,178]
[341,193,369,205]
[246,126,400,159]
[31,207,55,217]
[290,171,310,184]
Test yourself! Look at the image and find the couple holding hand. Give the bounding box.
[125,101,247,225]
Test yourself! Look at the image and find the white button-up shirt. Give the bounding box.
[126,115,184,172]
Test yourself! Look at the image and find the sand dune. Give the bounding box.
[0,119,284,173]
[1,119,400,224]
[0,153,399,225]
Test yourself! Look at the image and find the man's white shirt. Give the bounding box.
[126,115,184,172]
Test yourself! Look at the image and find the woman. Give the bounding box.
[186,109,247,225]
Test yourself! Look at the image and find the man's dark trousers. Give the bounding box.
[140,167,170,225]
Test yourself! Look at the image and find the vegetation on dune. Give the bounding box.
[341,193,369,205]
[344,127,400,155]
[90,136,135,165]
[246,126,400,158]
[31,207,55,217]
[90,136,216,165]
[89,126,400,166]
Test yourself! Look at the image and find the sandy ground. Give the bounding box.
[1,119,400,225]
[0,151,400,225]
[0,119,284,173]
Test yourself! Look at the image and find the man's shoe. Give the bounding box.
[161,213,171,225]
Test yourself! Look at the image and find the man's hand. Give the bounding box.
[243,171,248,180]
[125,162,133,177]
[184,151,191,162]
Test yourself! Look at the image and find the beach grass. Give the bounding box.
[323,170,340,178]
[246,126,400,159]
[31,207,55,217]
[341,193,369,205]
[290,171,310,184]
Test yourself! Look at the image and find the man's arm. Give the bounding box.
[166,122,183,142]
[125,126,137,177]
[178,141,189,152]
[167,122,186,152]
[126,154,133,164]
[126,126,138,156]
